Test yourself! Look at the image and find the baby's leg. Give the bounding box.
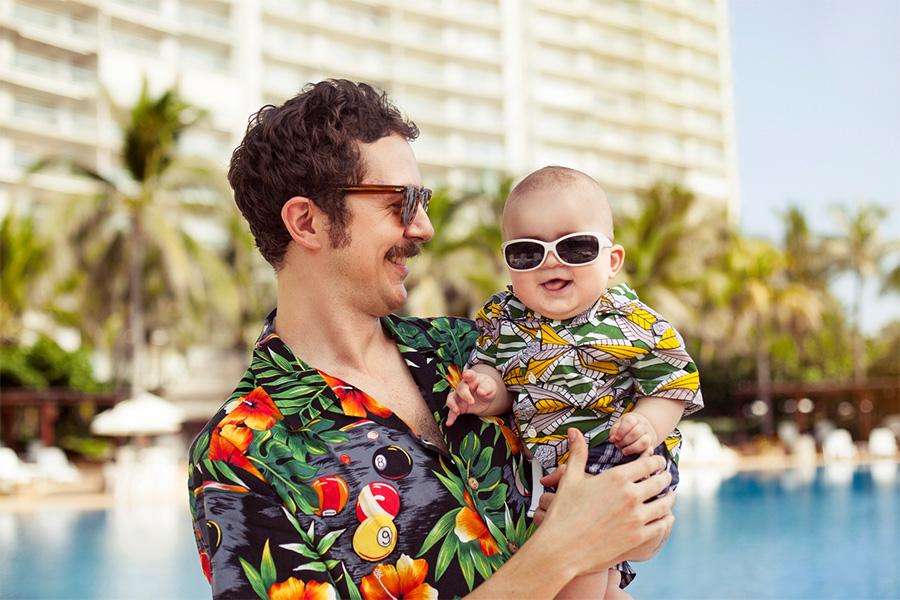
[556,570,607,599]
[603,569,633,600]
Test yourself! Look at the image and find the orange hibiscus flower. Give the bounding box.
[454,492,500,557]
[481,416,523,455]
[318,371,392,419]
[268,577,336,600]
[208,421,264,480]
[360,554,438,600]
[444,364,462,389]
[223,386,284,430]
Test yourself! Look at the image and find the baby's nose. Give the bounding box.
[544,250,563,267]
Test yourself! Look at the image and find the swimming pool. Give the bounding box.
[1,463,897,599]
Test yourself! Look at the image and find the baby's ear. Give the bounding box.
[608,244,626,276]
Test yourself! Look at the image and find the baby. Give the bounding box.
[446,166,703,599]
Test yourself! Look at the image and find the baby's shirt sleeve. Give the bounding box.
[629,318,703,416]
[468,291,510,370]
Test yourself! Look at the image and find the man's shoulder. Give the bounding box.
[187,370,257,461]
[386,314,477,344]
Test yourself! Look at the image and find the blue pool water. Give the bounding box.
[2,463,898,599]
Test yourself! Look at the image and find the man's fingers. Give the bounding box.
[538,491,555,511]
[532,492,557,527]
[641,491,675,523]
[609,453,666,484]
[539,465,565,488]
[634,470,672,503]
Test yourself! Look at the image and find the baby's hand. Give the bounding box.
[609,412,658,456]
[445,369,498,426]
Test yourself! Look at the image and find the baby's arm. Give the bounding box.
[609,397,685,456]
[445,364,512,426]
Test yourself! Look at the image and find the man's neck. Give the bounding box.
[273,275,394,377]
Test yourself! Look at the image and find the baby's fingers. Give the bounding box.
[620,434,654,456]
[445,393,462,426]
[455,382,476,407]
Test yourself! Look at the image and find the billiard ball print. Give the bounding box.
[352,482,401,561]
[311,475,349,516]
[372,445,413,480]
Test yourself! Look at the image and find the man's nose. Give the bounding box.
[405,201,434,242]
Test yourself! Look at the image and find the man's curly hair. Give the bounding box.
[228,79,419,269]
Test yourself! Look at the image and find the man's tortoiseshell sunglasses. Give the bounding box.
[336,185,433,226]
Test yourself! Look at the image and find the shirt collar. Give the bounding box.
[252,310,435,374]
[503,282,639,326]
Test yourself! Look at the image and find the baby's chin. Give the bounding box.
[531,297,601,321]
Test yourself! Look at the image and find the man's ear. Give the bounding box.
[282,196,323,250]
[608,244,625,277]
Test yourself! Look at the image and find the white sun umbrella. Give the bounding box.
[91,392,186,436]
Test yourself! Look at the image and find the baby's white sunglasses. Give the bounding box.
[502,232,613,272]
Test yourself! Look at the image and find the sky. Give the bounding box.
[728,0,900,333]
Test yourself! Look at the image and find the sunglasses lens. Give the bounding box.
[504,241,546,270]
[401,187,431,225]
[556,235,600,264]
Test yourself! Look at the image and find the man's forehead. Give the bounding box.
[356,135,421,184]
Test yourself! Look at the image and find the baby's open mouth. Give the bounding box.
[541,279,571,292]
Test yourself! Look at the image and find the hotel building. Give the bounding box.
[1,0,737,214]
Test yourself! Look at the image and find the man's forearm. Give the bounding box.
[466,528,578,599]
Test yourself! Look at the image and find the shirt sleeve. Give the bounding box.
[468,292,510,370]
[193,484,342,599]
[188,406,346,599]
[629,321,703,416]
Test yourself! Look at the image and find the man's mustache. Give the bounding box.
[386,242,421,261]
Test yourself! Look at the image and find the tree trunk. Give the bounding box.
[851,272,866,384]
[756,326,774,437]
[129,208,146,396]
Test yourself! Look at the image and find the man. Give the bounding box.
[188,79,674,599]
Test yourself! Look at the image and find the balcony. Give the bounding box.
[6,2,98,54]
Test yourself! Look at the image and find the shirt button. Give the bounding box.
[507,542,519,554]
[467,477,479,490]
[526,427,537,438]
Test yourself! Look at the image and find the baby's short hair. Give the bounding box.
[509,165,600,200]
[505,166,614,239]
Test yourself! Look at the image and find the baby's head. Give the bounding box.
[501,166,625,320]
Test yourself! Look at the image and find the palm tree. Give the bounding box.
[0,211,51,342]
[830,203,893,383]
[615,181,730,333]
[722,235,824,434]
[407,179,511,318]
[33,81,237,393]
[781,205,834,291]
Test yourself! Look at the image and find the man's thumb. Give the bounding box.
[561,428,587,485]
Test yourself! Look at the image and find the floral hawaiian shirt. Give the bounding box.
[188,312,533,599]
[470,283,703,472]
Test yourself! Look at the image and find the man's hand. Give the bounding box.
[445,369,499,426]
[530,429,674,577]
[609,412,658,455]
